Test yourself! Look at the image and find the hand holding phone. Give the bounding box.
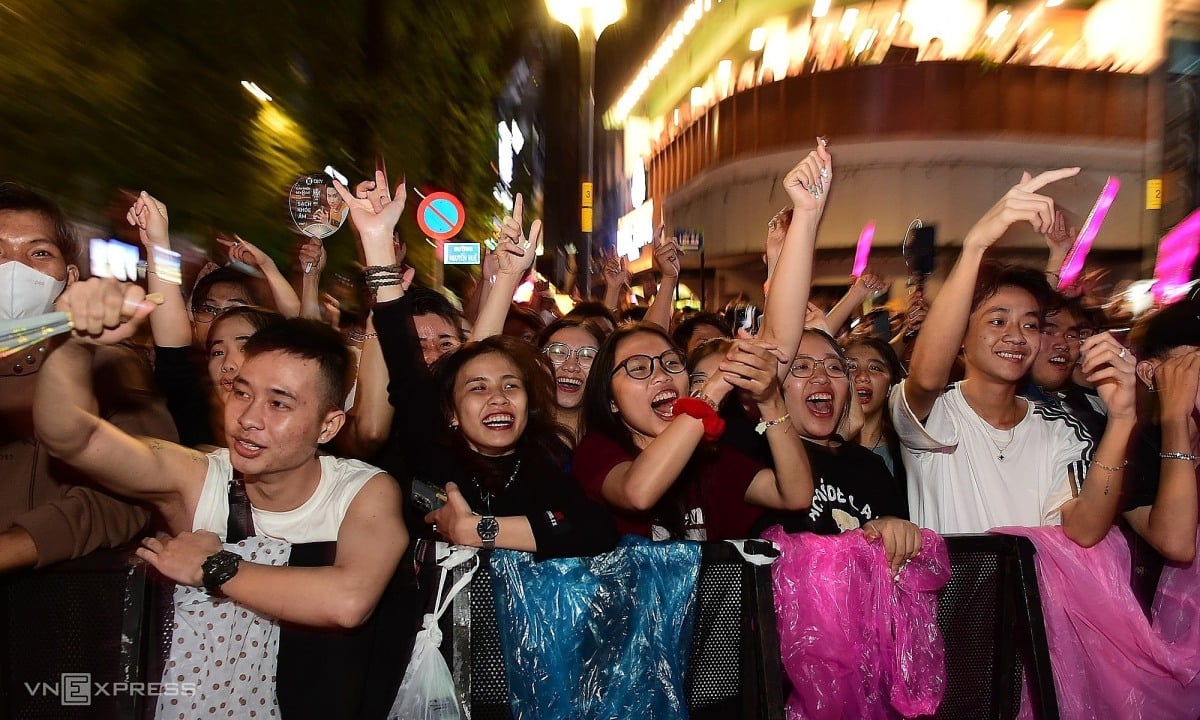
[409,478,447,513]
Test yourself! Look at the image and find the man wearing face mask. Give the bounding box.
[0,182,177,573]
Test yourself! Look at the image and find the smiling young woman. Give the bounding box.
[373,295,618,559]
[574,323,814,541]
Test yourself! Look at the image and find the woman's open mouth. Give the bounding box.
[651,389,679,420]
[806,392,834,417]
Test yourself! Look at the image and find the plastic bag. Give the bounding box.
[488,535,701,720]
[998,525,1200,720]
[762,527,949,720]
[389,547,479,720]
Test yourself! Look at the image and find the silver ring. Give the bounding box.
[1118,347,1127,359]
[808,184,822,200]
[819,166,830,182]
[232,241,241,248]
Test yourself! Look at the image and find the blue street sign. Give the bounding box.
[444,242,481,265]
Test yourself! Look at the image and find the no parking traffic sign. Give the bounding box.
[417,191,466,241]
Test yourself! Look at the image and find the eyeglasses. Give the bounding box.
[846,359,890,376]
[788,356,848,379]
[543,342,598,368]
[612,349,687,380]
[192,303,235,323]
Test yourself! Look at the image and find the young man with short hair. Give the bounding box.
[893,169,1137,544]
[1025,295,1108,440]
[34,278,407,716]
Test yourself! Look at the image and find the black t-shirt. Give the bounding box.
[753,439,906,536]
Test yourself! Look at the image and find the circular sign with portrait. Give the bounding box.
[288,172,348,239]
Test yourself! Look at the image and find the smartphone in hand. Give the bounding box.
[410,478,448,513]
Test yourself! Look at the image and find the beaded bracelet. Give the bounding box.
[755,413,791,435]
[1092,458,1128,473]
[1160,451,1199,462]
[363,263,403,275]
[1091,457,1128,496]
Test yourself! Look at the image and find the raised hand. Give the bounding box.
[1156,350,1200,427]
[719,339,789,405]
[783,137,832,212]
[125,191,170,248]
[54,278,160,345]
[653,226,681,280]
[217,233,274,271]
[603,252,630,290]
[964,167,1080,253]
[334,169,406,241]
[298,237,327,276]
[495,193,541,279]
[903,297,928,337]
[1045,209,1078,258]
[804,302,831,334]
[1079,331,1137,421]
[851,270,889,299]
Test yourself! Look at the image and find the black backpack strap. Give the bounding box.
[225,475,255,542]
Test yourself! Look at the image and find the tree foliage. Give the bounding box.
[0,0,530,289]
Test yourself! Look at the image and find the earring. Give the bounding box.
[449,421,460,430]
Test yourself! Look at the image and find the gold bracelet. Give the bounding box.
[688,390,719,412]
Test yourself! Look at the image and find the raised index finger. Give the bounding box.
[1020,167,1080,193]
[513,193,525,228]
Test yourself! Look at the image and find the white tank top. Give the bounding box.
[192,448,383,543]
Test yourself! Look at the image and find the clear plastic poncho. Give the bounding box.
[489,535,702,719]
[762,527,950,719]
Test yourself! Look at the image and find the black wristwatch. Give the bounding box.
[476,515,499,550]
[201,550,241,594]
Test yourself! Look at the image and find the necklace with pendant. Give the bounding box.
[985,426,1016,462]
[472,458,521,514]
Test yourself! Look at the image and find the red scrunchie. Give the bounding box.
[672,397,726,442]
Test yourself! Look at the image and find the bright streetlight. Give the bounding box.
[546,0,627,300]
[240,80,273,103]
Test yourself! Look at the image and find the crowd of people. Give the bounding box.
[1,136,1198,717]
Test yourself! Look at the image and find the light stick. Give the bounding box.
[0,295,163,359]
[1058,176,1119,290]
[1153,206,1200,303]
[852,221,875,278]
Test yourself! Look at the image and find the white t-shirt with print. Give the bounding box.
[890,381,1094,535]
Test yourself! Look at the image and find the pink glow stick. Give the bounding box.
[1153,206,1200,303]
[1058,177,1119,290]
[852,221,875,278]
